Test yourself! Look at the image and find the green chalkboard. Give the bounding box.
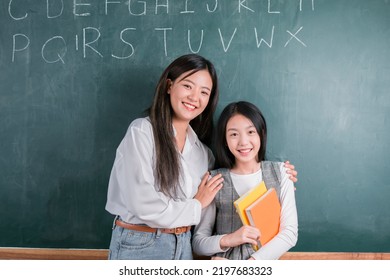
[1,0,389,252]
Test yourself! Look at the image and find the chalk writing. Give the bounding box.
[8,0,315,18]
[6,0,316,63]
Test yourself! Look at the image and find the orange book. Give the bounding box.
[233,181,267,226]
[245,188,281,247]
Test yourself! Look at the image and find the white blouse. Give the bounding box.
[105,117,214,228]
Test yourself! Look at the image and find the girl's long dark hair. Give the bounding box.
[214,101,267,169]
[149,54,219,198]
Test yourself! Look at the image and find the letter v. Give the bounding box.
[218,28,237,52]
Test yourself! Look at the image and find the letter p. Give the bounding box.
[12,34,30,62]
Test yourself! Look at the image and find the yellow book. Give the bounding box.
[233,181,267,226]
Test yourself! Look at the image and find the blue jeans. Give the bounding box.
[108,222,193,260]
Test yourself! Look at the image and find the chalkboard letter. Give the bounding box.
[41,36,67,64]
[180,0,194,14]
[238,0,254,13]
[155,0,168,14]
[12,33,30,62]
[155,28,172,56]
[300,0,315,11]
[47,0,64,19]
[128,0,146,16]
[254,26,274,48]
[218,28,237,52]
[206,0,218,13]
[74,0,91,17]
[105,0,120,15]
[112,28,136,59]
[187,29,204,53]
[268,0,280,14]
[8,0,28,20]
[284,26,306,47]
[83,27,103,58]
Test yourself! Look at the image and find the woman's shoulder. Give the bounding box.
[127,117,153,133]
[119,118,154,144]
[129,117,151,127]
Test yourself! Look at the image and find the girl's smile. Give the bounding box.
[226,113,261,173]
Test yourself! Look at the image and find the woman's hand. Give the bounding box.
[194,172,223,208]
[211,256,228,260]
[284,161,298,183]
[220,225,260,249]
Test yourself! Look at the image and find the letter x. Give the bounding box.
[284,26,306,47]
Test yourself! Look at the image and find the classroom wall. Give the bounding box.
[1,0,389,252]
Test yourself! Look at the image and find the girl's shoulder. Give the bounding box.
[261,161,285,183]
[209,168,229,177]
[261,161,284,172]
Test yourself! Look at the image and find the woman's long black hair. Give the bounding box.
[149,54,219,198]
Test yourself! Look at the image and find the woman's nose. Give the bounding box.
[187,89,199,101]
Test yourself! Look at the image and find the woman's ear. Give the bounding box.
[166,79,172,94]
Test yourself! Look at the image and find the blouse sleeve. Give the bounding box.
[106,119,202,228]
[251,163,298,260]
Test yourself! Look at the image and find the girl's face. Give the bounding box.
[225,114,261,166]
[168,70,212,125]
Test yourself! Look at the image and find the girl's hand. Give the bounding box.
[194,172,223,208]
[220,225,260,248]
[284,161,298,183]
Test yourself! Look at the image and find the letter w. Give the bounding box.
[254,26,274,48]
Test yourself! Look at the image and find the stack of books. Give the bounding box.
[233,181,281,249]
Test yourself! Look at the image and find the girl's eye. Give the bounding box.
[249,130,257,135]
[183,84,191,89]
[229,133,238,137]
[201,91,210,96]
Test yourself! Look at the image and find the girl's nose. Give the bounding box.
[238,136,249,146]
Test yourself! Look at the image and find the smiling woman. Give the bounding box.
[105,54,224,260]
[167,69,213,151]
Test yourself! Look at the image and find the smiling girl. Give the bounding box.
[192,101,298,260]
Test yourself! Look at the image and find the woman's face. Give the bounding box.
[168,69,212,125]
[225,113,261,166]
